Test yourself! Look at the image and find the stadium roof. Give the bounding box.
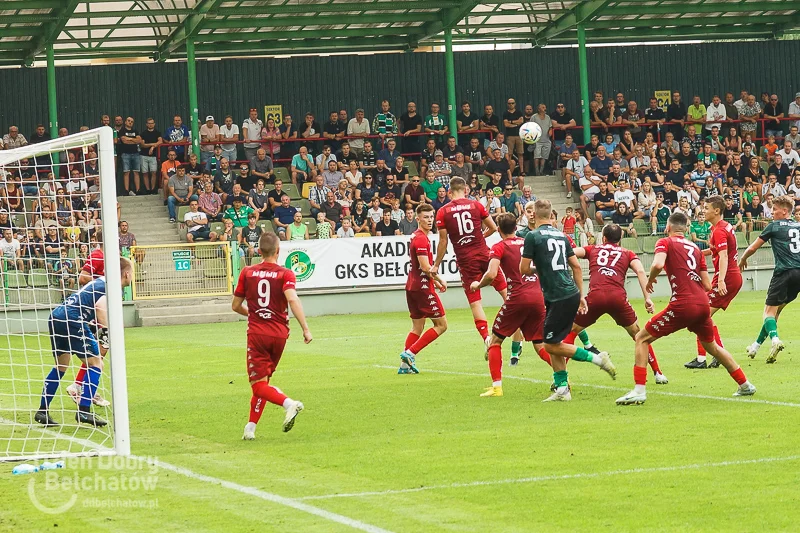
[2,0,800,66]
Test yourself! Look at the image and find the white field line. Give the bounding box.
[0,418,395,533]
[297,454,800,501]
[375,366,800,409]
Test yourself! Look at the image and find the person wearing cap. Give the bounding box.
[428,150,452,190]
[224,195,254,228]
[347,108,370,159]
[242,108,263,163]
[199,116,221,165]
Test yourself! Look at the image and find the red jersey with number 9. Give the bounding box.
[234,261,296,339]
[435,197,490,262]
[655,236,708,306]
[584,244,638,295]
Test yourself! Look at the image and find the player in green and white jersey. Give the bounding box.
[520,199,616,402]
[739,195,800,363]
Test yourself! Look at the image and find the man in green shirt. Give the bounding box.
[224,197,254,227]
[685,95,706,135]
[739,195,800,363]
[520,199,616,401]
[651,193,671,235]
[690,211,712,249]
[424,102,449,147]
[420,170,440,202]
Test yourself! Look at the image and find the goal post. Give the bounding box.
[0,126,129,461]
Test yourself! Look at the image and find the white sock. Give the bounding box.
[697,355,707,363]
[634,384,646,395]
[282,398,294,410]
[492,380,502,387]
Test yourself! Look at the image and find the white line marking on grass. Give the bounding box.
[298,454,800,500]
[375,366,800,409]
[139,457,396,533]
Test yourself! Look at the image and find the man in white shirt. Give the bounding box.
[578,167,602,214]
[705,95,727,132]
[778,140,800,171]
[346,108,370,158]
[0,229,22,271]
[183,200,217,243]
[242,108,263,163]
[733,90,748,111]
[762,174,787,198]
[613,179,636,210]
[788,92,800,130]
[219,115,240,164]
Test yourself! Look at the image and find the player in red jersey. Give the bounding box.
[571,224,668,384]
[399,204,448,374]
[79,244,104,285]
[432,177,506,354]
[233,232,312,439]
[470,213,547,396]
[684,195,744,369]
[616,212,755,405]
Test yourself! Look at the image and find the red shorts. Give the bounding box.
[574,291,637,329]
[492,296,546,342]
[406,290,445,320]
[708,272,743,311]
[460,259,508,304]
[247,334,287,381]
[645,304,714,342]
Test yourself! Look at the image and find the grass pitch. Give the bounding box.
[1,291,799,532]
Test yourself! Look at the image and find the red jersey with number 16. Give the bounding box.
[406,229,434,293]
[709,220,741,278]
[435,198,490,262]
[234,261,296,339]
[655,236,708,306]
[584,244,638,295]
[489,237,540,303]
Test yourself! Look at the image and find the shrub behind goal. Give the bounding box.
[0,127,130,461]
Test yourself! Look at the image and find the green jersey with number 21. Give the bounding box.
[522,224,579,302]
[759,219,800,274]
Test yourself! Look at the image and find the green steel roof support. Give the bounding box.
[46,44,58,138]
[413,0,482,45]
[577,24,591,146]
[534,0,612,45]
[589,15,792,29]
[605,1,800,16]
[444,27,458,145]
[194,36,414,54]
[555,24,777,41]
[24,0,81,65]
[158,0,226,61]
[186,40,200,157]
[205,13,439,30]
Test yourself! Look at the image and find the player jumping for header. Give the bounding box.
[739,195,800,363]
[233,233,312,440]
[399,204,448,374]
[617,212,756,405]
[520,199,616,402]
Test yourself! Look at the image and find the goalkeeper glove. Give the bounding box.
[97,327,110,349]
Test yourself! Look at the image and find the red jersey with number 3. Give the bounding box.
[709,220,741,278]
[435,198,490,263]
[82,248,104,277]
[406,229,434,293]
[584,244,638,295]
[655,236,708,306]
[489,237,540,303]
[234,261,296,339]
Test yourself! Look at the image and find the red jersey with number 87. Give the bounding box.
[584,244,638,295]
[234,262,296,338]
[435,198,489,262]
[709,220,741,278]
[655,236,708,306]
[406,229,434,293]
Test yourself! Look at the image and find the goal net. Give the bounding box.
[0,127,129,461]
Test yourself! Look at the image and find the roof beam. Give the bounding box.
[549,25,777,42]
[199,26,422,42]
[605,1,800,16]
[220,1,460,14]
[533,0,613,45]
[23,0,80,65]
[205,13,439,29]
[589,15,791,29]
[157,0,225,60]
[194,36,413,54]
[412,0,482,44]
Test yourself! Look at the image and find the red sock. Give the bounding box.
[75,364,87,385]
[409,328,440,355]
[537,347,552,367]
[647,345,662,374]
[405,332,420,350]
[729,367,747,385]
[634,365,648,386]
[713,325,723,348]
[564,331,578,345]
[488,345,502,382]
[696,337,706,357]
[249,381,288,424]
[474,319,489,340]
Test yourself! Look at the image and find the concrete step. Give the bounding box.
[135,230,181,238]
[139,313,244,327]
[134,296,232,308]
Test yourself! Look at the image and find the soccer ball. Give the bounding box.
[519,122,542,144]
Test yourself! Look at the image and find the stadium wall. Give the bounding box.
[4,40,800,136]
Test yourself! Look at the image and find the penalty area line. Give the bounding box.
[298,454,800,500]
[375,366,800,409]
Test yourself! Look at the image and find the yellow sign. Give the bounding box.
[655,90,670,111]
[264,105,283,127]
